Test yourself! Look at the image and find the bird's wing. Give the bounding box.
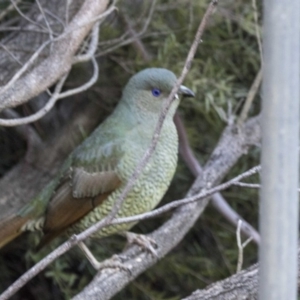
[40,138,125,246]
[37,182,111,248]
[71,139,123,198]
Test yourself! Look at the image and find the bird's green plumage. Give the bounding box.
[11,68,194,244]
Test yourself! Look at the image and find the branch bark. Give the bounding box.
[183,263,259,300]
[183,249,300,300]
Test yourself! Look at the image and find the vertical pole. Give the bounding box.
[259,0,300,299]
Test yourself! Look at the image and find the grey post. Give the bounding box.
[259,0,300,299]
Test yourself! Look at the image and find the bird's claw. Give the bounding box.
[78,241,131,274]
[95,255,132,275]
[124,232,158,258]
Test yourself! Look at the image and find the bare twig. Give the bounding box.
[236,220,253,273]
[109,165,261,226]
[236,0,262,127]
[237,67,262,126]
[0,109,42,145]
[121,12,153,62]
[0,43,23,66]
[58,56,99,98]
[233,182,300,194]
[43,7,66,32]
[252,0,263,62]
[0,27,49,34]
[0,55,98,126]
[9,0,47,31]
[0,40,51,94]
[73,21,101,63]
[35,0,54,42]
[0,0,22,21]
[0,73,69,126]
[97,0,157,57]
[233,182,260,189]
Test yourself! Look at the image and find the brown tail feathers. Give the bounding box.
[0,214,30,248]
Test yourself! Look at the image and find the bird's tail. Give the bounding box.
[0,214,30,248]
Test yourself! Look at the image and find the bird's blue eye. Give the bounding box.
[152,88,161,97]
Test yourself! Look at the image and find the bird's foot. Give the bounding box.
[123,232,158,257]
[78,241,131,274]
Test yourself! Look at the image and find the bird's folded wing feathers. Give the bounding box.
[71,139,124,198]
[38,182,111,248]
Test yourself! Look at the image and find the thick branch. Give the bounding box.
[183,264,259,300]
[182,249,300,300]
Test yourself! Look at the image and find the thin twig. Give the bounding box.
[0,39,53,95]
[0,109,42,145]
[9,0,47,31]
[0,73,68,126]
[109,165,261,226]
[0,56,98,126]
[233,182,300,193]
[73,21,101,63]
[35,0,54,42]
[0,0,22,21]
[252,0,263,62]
[237,67,262,126]
[236,220,243,272]
[0,27,50,34]
[43,8,66,32]
[97,0,157,57]
[233,182,260,189]
[58,56,99,98]
[236,0,263,127]
[0,43,23,66]
[236,220,253,273]
[121,12,153,62]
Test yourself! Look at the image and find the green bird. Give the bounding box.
[0,68,194,266]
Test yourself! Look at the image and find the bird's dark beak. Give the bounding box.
[179,85,195,98]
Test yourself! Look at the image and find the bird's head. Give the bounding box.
[121,68,194,120]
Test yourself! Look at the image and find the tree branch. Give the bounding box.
[0,0,112,112]
[182,249,300,300]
